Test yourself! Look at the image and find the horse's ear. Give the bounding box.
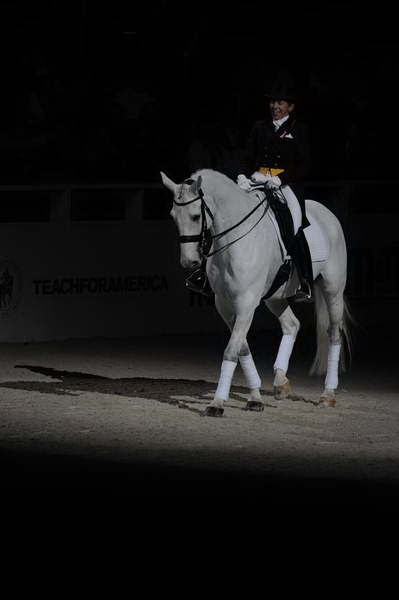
[160,171,177,194]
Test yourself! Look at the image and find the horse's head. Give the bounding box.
[161,171,206,270]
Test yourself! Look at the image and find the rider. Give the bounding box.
[237,73,313,302]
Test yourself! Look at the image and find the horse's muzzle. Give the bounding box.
[181,257,202,270]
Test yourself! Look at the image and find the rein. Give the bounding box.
[174,184,269,259]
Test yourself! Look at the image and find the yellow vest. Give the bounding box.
[259,167,285,177]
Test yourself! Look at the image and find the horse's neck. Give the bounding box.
[207,183,255,231]
[205,182,283,291]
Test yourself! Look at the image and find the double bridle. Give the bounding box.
[174,185,214,257]
[174,181,270,260]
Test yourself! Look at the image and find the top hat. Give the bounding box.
[265,74,297,102]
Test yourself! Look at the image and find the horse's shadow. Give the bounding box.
[0,365,266,415]
[0,365,318,414]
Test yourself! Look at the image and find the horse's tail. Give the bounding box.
[310,280,354,376]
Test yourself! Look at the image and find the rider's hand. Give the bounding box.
[237,174,252,190]
[250,171,270,183]
[265,176,282,189]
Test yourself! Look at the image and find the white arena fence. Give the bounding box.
[0,180,397,342]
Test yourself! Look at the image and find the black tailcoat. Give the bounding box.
[240,116,311,226]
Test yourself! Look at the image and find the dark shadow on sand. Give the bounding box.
[0,364,319,413]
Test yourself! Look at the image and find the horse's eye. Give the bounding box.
[192,215,201,222]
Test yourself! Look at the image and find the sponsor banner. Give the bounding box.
[0,221,228,341]
[32,274,169,295]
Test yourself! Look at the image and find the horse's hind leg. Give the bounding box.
[264,297,300,400]
[318,284,345,407]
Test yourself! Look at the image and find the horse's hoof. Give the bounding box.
[202,406,224,417]
[244,400,264,412]
[273,382,291,400]
[318,398,336,408]
[318,389,336,407]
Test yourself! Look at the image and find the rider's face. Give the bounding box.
[269,99,295,121]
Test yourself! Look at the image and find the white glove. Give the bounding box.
[250,171,270,183]
[237,174,252,191]
[265,176,282,189]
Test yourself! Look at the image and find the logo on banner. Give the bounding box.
[32,274,169,295]
[0,261,22,316]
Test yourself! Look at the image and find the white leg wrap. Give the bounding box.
[215,360,237,400]
[324,344,341,390]
[274,334,296,374]
[239,353,261,389]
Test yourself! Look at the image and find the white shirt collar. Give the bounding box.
[273,114,290,130]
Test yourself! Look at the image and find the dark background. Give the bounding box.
[0,0,397,185]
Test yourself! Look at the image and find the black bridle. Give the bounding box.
[174,186,214,257]
[174,181,270,260]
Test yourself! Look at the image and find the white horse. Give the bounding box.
[161,168,352,416]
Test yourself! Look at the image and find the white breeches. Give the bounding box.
[249,185,302,235]
[275,186,302,235]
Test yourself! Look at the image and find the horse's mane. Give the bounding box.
[190,168,239,196]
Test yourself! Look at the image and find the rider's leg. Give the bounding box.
[291,228,314,301]
[278,186,313,301]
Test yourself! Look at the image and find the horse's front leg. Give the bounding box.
[205,306,256,417]
[214,296,263,413]
[239,348,264,412]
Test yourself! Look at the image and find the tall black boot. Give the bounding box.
[267,190,295,248]
[291,228,313,303]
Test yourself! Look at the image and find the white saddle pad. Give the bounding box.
[248,188,329,296]
[267,200,329,263]
[267,199,329,297]
[249,188,329,263]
